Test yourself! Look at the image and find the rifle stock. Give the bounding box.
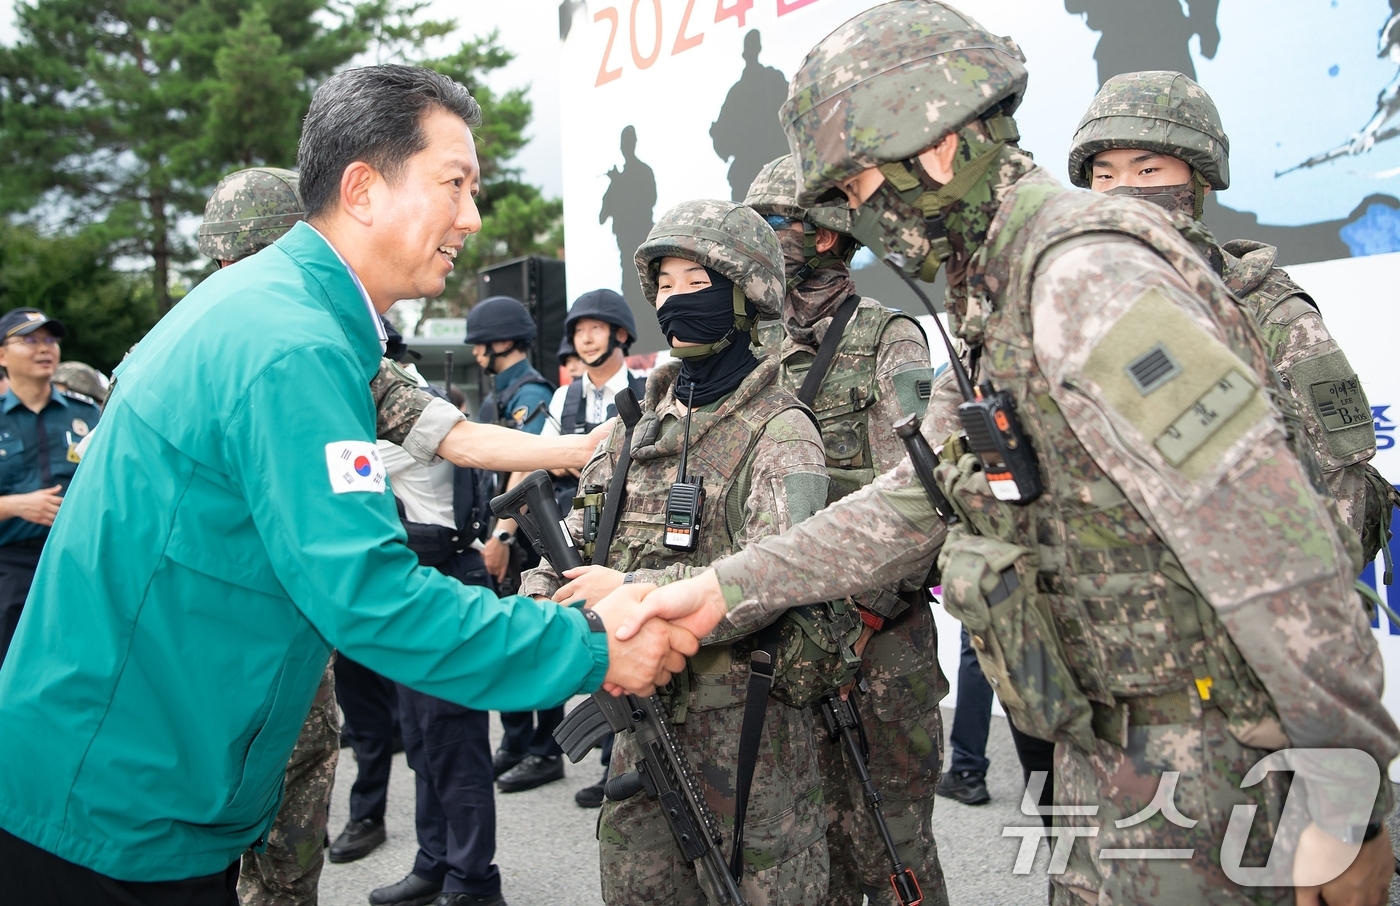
[489,469,584,571]
[556,694,746,905]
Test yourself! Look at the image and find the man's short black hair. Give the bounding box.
[298,64,482,219]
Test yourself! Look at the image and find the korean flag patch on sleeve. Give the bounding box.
[326,441,387,494]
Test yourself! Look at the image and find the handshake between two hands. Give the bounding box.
[540,565,731,696]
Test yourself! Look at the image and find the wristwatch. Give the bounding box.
[494,530,514,545]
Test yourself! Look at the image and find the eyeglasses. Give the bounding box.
[5,334,59,347]
[764,215,796,230]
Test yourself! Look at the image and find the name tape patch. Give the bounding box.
[1154,371,1254,466]
[326,441,386,494]
[1310,377,1372,432]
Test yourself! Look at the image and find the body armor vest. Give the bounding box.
[600,357,854,713]
[761,301,921,503]
[941,174,1352,750]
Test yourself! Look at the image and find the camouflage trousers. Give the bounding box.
[818,603,951,906]
[599,659,829,906]
[1051,701,1292,906]
[239,656,341,906]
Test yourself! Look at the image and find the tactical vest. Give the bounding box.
[476,366,554,429]
[938,175,1356,752]
[761,301,923,503]
[601,357,857,714]
[558,372,650,436]
[554,372,650,517]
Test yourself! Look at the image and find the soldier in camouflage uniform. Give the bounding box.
[610,5,1400,904]
[745,154,950,906]
[521,200,841,906]
[1067,71,1397,559]
[198,168,607,906]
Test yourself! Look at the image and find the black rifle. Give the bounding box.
[817,687,923,906]
[493,473,744,905]
[489,470,586,572]
[893,413,959,527]
[558,693,747,906]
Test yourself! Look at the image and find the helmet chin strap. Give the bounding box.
[666,285,757,360]
[878,112,1020,282]
[581,329,621,369]
[785,225,857,291]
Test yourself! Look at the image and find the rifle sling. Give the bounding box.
[796,294,861,407]
[591,421,637,569]
[729,623,782,880]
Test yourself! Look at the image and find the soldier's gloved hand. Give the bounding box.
[590,595,697,696]
[1293,822,1394,906]
[604,570,728,645]
[554,565,625,608]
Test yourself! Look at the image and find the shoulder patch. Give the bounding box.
[325,441,386,494]
[1081,288,1267,482]
[892,366,938,419]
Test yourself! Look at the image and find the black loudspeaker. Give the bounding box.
[476,256,568,380]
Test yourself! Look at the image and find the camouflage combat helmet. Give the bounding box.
[745,154,857,289]
[53,361,107,403]
[198,167,305,262]
[634,199,785,320]
[1068,71,1230,191]
[780,0,1028,206]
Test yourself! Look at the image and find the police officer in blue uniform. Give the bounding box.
[465,296,568,794]
[0,308,101,666]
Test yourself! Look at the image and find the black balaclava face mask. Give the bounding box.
[655,266,759,407]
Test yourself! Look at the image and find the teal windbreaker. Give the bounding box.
[0,223,608,880]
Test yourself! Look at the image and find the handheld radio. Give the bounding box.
[888,258,1043,505]
[664,384,705,551]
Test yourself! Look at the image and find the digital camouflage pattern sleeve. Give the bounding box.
[711,438,950,634]
[1032,235,1400,820]
[1220,240,1378,538]
[369,358,464,465]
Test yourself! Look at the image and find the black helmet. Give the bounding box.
[465,296,537,346]
[564,289,636,365]
[557,332,579,365]
[381,316,419,364]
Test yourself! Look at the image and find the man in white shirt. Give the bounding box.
[539,289,647,444]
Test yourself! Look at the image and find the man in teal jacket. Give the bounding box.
[0,64,694,905]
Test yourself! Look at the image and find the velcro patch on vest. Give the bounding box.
[1124,344,1182,396]
[1310,376,1372,432]
[1155,371,1254,465]
[1082,288,1266,482]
